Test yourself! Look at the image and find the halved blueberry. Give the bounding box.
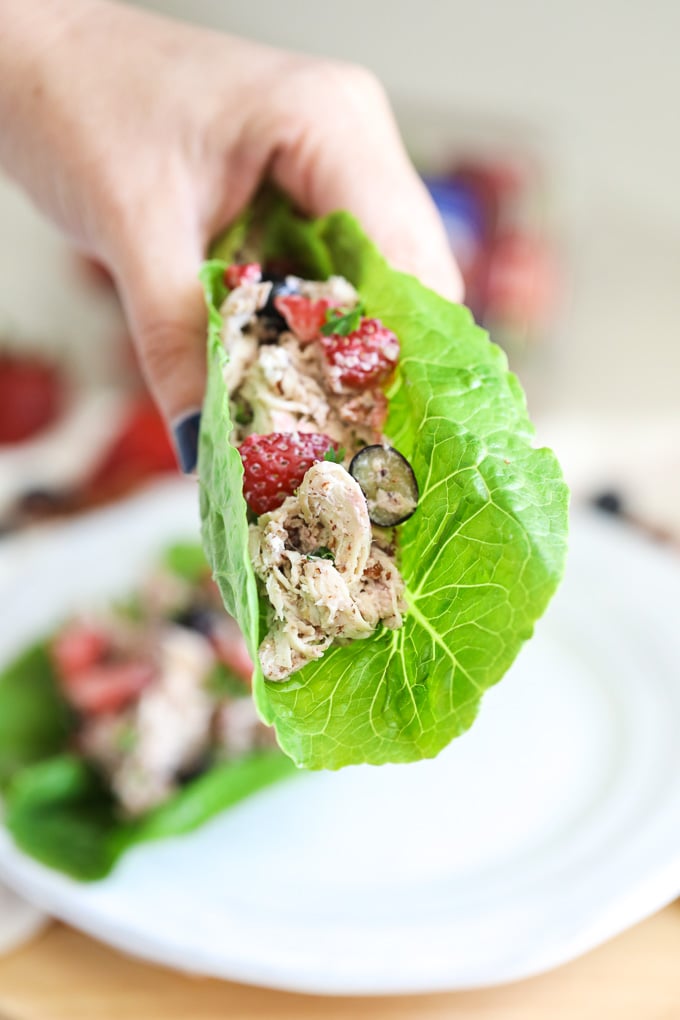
[172,605,217,636]
[256,275,301,341]
[349,445,419,527]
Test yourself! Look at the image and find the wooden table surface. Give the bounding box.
[0,903,678,1020]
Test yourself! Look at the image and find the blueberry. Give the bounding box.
[349,445,419,527]
[177,753,213,784]
[173,605,216,635]
[256,274,300,341]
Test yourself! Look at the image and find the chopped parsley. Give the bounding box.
[324,446,345,464]
[309,547,335,562]
[320,303,364,336]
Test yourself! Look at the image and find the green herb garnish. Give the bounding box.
[320,303,364,336]
[323,446,345,464]
[309,547,335,561]
[233,397,253,426]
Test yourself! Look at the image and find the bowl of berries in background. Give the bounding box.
[0,348,65,447]
[0,166,186,536]
[0,254,182,535]
[398,105,560,365]
[0,331,180,535]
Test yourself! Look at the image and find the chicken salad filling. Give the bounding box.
[49,545,273,816]
[218,264,418,682]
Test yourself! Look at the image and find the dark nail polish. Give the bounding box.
[173,411,201,474]
[591,489,625,516]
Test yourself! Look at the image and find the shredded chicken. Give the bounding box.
[81,627,216,815]
[297,275,359,306]
[240,344,331,437]
[250,462,405,680]
[216,698,276,758]
[221,282,270,394]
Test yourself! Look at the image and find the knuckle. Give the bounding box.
[96,185,129,234]
[335,62,385,103]
[91,178,146,251]
[286,58,386,113]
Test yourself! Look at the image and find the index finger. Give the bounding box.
[266,61,464,302]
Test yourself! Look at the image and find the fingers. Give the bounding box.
[267,61,464,302]
[111,218,207,473]
[101,55,463,484]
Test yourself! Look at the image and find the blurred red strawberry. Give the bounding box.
[83,397,177,503]
[0,353,64,444]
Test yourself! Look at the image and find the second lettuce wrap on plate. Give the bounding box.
[199,200,568,770]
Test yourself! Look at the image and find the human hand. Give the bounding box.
[0,0,462,470]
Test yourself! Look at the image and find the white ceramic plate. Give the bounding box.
[0,883,47,956]
[0,480,679,995]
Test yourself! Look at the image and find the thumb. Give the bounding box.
[113,227,207,474]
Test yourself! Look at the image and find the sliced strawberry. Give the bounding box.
[225,263,262,289]
[239,431,339,516]
[52,624,110,678]
[62,660,156,716]
[273,294,331,343]
[320,317,399,392]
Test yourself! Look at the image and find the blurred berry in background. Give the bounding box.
[424,155,558,359]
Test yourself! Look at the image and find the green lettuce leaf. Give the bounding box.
[0,643,74,791]
[161,541,211,584]
[199,204,569,770]
[4,749,294,880]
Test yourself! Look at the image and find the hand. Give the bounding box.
[0,0,462,470]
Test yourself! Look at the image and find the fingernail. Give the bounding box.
[172,410,201,474]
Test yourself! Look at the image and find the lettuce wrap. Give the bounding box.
[0,546,295,880]
[199,201,569,770]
